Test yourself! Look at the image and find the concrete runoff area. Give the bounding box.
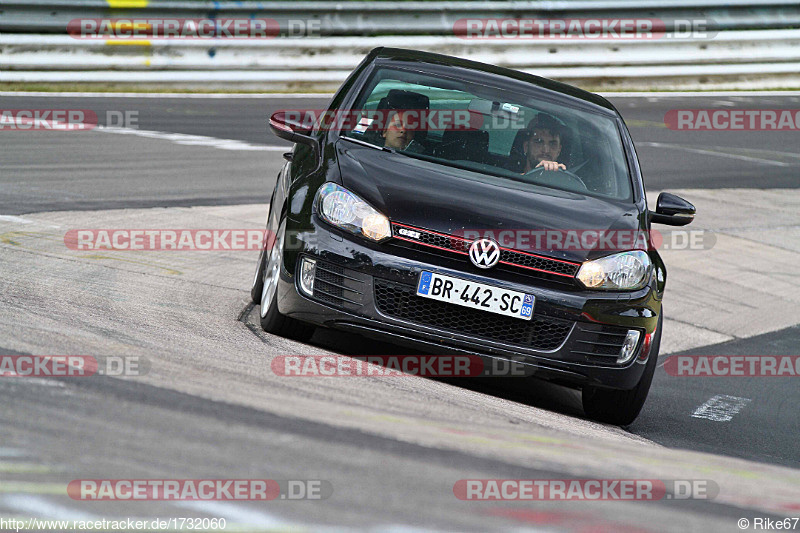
[1,94,799,530]
[0,189,798,528]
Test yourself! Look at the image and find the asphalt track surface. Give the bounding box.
[1,93,799,531]
[2,92,800,214]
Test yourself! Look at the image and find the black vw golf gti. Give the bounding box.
[252,48,695,425]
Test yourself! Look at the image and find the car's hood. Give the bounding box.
[335,139,643,263]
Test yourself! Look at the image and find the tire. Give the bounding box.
[250,244,267,304]
[250,194,277,304]
[581,313,663,426]
[258,217,316,342]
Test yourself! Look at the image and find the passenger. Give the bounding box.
[382,110,425,153]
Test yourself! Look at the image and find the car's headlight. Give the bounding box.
[576,250,651,290]
[316,182,391,242]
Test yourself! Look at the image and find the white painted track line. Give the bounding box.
[96,126,288,151]
[691,395,752,422]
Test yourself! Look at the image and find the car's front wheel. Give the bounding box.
[257,217,315,342]
[251,188,278,304]
[581,313,663,426]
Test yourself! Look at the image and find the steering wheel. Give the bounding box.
[522,166,588,191]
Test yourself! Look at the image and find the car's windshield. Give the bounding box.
[341,66,633,201]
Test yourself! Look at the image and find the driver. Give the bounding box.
[522,114,567,172]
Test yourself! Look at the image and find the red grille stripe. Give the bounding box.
[391,222,580,278]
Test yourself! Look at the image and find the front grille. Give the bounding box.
[569,323,631,365]
[311,260,365,310]
[500,248,578,276]
[373,278,573,351]
[396,226,471,254]
[391,223,580,279]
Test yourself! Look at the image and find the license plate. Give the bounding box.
[416,271,534,320]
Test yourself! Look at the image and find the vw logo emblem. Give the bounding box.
[469,239,500,269]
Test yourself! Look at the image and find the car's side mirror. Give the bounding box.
[649,192,695,226]
[268,111,319,158]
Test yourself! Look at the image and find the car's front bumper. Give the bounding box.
[276,216,661,390]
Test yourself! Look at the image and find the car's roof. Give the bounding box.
[368,47,618,116]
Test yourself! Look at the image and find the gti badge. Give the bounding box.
[397,227,421,239]
[469,238,500,269]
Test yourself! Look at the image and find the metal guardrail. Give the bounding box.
[2,0,800,34]
[3,32,800,70]
[1,1,799,89]
[2,32,800,90]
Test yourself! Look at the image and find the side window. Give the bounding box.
[348,80,433,144]
[346,79,477,149]
[487,127,521,156]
